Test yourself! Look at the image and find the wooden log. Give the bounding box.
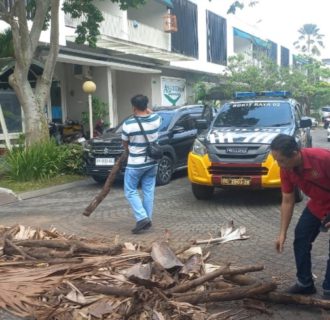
[77,283,137,297]
[224,274,258,286]
[4,238,36,260]
[166,264,263,295]
[165,263,230,295]
[175,282,277,304]
[9,240,122,255]
[83,151,128,217]
[255,292,330,310]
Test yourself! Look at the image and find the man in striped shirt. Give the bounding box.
[122,94,161,234]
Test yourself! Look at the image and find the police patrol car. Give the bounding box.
[188,91,312,200]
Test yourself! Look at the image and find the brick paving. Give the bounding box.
[0,128,329,319]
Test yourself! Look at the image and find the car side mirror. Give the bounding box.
[172,125,185,134]
[195,118,208,130]
[300,117,312,128]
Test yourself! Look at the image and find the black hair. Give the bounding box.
[130,94,149,111]
[270,134,300,158]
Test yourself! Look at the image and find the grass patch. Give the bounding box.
[0,174,87,193]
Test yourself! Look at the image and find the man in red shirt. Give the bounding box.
[270,134,330,296]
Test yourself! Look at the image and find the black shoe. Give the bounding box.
[286,283,316,295]
[143,221,152,230]
[131,218,151,234]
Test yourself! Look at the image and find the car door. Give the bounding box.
[170,113,197,166]
[294,104,311,147]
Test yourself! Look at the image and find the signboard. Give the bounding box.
[161,77,186,106]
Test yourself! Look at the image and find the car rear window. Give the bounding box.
[214,101,293,127]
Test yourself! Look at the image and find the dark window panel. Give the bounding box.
[206,10,227,65]
[171,0,199,58]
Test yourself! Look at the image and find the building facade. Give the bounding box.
[0,0,294,144]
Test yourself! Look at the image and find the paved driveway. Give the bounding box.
[0,127,329,319]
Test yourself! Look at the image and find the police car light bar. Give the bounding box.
[234,92,257,99]
[259,91,291,98]
[234,91,291,99]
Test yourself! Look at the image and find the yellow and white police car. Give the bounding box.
[188,91,312,201]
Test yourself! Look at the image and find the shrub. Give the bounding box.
[59,143,86,175]
[3,140,85,181]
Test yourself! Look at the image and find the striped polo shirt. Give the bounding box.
[122,113,161,168]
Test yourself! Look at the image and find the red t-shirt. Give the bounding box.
[280,148,330,220]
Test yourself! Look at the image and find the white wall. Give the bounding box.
[127,1,166,30]
[116,72,153,122]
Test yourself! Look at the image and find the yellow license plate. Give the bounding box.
[221,177,251,186]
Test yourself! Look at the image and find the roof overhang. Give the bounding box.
[65,35,195,63]
[57,53,162,74]
[0,58,44,88]
[155,0,173,8]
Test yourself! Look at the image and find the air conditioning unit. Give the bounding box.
[73,64,93,80]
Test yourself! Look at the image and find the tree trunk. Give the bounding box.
[5,0,58,146]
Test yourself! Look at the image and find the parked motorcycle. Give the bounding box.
[48,121,63,144]
[49,119,86,144]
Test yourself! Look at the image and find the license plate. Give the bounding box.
[221,177,251,186]
[95,158,115,166]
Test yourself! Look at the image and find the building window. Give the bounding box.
[281,46,289,67]
[268,41,277,63]
[171,0,198,58]
[0,91,22,134]
[206,10,227,65]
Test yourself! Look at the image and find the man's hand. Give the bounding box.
[275,233,286,253]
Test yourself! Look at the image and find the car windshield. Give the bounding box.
[213,101,293,127]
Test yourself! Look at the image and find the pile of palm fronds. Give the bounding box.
[0,225,329,320]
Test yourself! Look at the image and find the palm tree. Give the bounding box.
[293,24,324,56]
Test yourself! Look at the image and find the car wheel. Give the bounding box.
[294,187,304,203]
[92,175,106,184]
[156,155,173,186]
[192,183,214,200]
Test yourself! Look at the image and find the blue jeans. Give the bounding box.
[294,207,330,290]
[124,165,157,222]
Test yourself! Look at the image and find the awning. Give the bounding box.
[233,28,268,49]
[65,36,195,63]
[154,0,173,8]
[0,58,44,89]
[57,53,162,74]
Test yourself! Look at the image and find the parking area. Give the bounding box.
[0,127,329,319]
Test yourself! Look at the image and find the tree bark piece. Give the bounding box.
[13,240,122,255]
[4,239,123,259]
[4,238,36,260]
[166,264,264,295]
[83,152,127,217]
[77,283,137,297]
[166,264,230,295]
[175,282,277,304]
[255,292,330,310]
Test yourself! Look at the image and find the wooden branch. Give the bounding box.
[12,240,122,255]
[4,238,36,260]
[77,283,137,297]
[175,282,277,304]
[0,258,83,267]
[166,264,263,295]
[223,274,258,286]
[166,264,230,294]
[255,292,330,310]
[83,152,128,217]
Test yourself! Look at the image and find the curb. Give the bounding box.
[0,178,94,206]
[19,178,94,200]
